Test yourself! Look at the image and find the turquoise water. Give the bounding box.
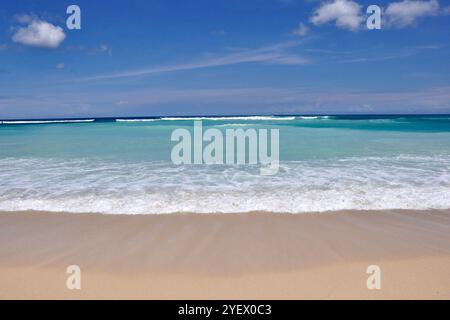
[1,115,450,213]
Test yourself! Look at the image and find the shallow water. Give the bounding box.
[1,115,449,213]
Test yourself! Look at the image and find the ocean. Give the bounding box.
[1,115,450,214]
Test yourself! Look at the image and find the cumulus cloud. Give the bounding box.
[385,0,440,28]
[12,18,66,48]
[310,0,364,31]
[292,22,309,36]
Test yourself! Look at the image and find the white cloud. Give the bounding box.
[12,18,66,48]
[292,22,309,36]
[116,100,129,106]
[15,14,34,24]
[385,0,440,28]
[4,86,450,115]
[56,63,65,69]
[310,0,364,31]
[94,44,112,56]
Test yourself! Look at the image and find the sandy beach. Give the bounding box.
[0,209,449,299]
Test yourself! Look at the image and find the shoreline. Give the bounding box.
[1,209,450,299]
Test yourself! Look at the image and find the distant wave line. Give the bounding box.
[160,116,296,121]
[0,119,95,125]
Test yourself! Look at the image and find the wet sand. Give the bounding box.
[0,209,449,299]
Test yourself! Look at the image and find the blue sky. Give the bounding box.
[0,0,450,118]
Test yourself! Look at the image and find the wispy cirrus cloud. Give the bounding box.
[2,86,450,118]
[337,44,441,63]
[64,44,113,56]
[210,29,227,36]
[93,44,112,56]
[292,22,309,36]
[76,41,309,82]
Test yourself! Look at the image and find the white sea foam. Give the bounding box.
[0,116,318,125]
[116,118,159,122]
[298,116,330,120]
[0,119,95,125]
[215,123,252,127]
[0,156,449,214]
[160,116,296,121]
